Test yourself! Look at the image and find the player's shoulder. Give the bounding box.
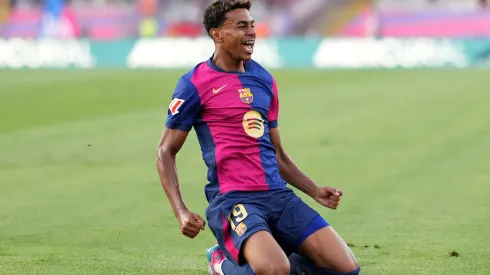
[175,61,208,90]
[246,59,278,90]
[247,59,271,75]
[178,62,204,82]
[247,59,276,81]
[172,63,205,97]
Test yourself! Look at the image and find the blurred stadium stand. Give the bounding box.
[0,0,488,39]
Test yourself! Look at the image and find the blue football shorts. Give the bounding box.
[205,188,330,264]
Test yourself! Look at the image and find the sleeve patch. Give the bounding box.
[169,98,185,115]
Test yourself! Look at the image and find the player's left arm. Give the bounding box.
[268,78,342,210]
[270,128,341,209]
[270,128,317,198]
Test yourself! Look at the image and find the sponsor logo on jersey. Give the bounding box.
[169,98,185,115]
[213,84,227,94]
[243,110,264,138]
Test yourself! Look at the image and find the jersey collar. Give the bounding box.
[207,54,251,75]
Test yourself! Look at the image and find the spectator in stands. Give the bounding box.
[138,0,159,37]
[0,0,16,37]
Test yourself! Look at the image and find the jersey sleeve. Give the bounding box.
[268,77,279,128]
[165,76,201,132]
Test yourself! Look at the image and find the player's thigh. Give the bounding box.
[242,230,290,275]
[206,199,280,268]
[273,192,325,256]
[299,225,359,272]
[274,193,358,272]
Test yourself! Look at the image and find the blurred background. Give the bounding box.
[0,0,489,40]
[1,0,489,69]
[1,0,490,69]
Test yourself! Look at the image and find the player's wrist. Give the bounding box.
[310,185,322,199]
[174,206,189,218]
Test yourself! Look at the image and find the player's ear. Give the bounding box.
[210,28,223,43]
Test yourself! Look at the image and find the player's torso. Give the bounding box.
[195,73,274,136]
[190,61,285,197]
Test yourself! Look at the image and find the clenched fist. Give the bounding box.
[313,186,343,210]
[177,210,206,238]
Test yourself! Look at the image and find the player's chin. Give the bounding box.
[241,54,253,61]
[240,49,253,61]
[238,44,253,59]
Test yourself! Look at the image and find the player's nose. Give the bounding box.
[246,26,256,37]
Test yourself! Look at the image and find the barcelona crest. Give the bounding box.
[238,88,253,104]
[235,222,247,237]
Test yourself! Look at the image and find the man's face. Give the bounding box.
[217,8,256,61]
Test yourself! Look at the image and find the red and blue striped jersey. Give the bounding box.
[165,57,287,202]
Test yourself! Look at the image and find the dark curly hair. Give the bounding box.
[203,0,252,36]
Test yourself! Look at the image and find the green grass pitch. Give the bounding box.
[1,69,489,274]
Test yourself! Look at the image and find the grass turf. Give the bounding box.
[1,69,489,274]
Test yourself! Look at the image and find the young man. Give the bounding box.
[156,1,360,274]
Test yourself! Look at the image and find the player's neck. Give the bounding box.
[212,50,245,73]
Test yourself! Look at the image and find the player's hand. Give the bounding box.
[177,210,206,238]
[313,187,343,210]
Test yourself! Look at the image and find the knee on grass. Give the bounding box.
[314,253,360,274]
[316,266,361,275]
[252,260,290,275]
[291,253,360,275]
[323,262,360,274]
[341,266,361,275]
[321,263,361,275]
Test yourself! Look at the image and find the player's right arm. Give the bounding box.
[157,128,205,238]
[156,76,205,239]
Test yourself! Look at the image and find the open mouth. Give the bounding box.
[242,40,255,54]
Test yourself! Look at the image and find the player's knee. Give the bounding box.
[343,266,361,275]
[312,244,360,273]
[253,259,290,275]
[342,261,360,274]
[317,258,359,273]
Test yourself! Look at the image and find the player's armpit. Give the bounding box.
[270,128,320,198]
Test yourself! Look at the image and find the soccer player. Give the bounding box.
[156,1,360,274]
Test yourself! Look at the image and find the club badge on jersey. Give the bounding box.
[235,222,247,237]
[238,88,253,104]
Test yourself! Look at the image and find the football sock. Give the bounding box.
[288,253,361,275]
[217,253,360,275]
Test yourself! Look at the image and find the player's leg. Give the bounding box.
[274,193,359,275]
[207,230,290,275]
[297,224,359,273]
[241,230,290,275]
[206,200,289,275]
[207,244,255,275]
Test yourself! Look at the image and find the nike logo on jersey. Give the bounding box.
[213,84,227,94]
